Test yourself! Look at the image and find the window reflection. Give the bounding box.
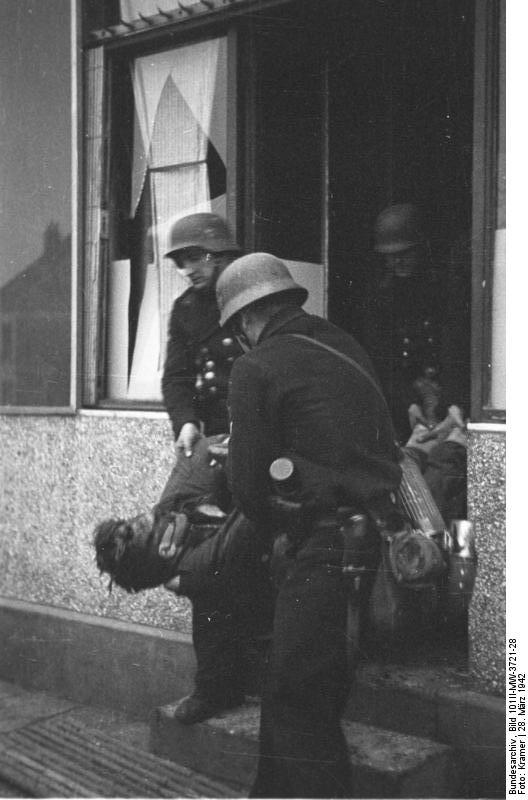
[0,0,71,408]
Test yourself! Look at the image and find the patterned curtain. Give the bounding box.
[127,37,227,399]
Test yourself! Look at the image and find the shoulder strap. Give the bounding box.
[289,333,388,409]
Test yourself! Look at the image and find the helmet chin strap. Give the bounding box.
[210,253,231,288]
[235,334,251,353]
[192,253,224,293]
[230,312,251,351]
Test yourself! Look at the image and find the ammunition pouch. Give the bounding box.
[269,496,380,599]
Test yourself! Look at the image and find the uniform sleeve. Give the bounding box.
[162,304,200,438]
[227,357,275,523]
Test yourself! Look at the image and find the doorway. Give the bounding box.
[327,0,474,444]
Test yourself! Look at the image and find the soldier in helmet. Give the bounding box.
[160,212,242,457]
[156,213,272,725]
[217,253,401,798]
[369,202,470,523]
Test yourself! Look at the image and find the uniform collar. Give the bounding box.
[257,306,308,344]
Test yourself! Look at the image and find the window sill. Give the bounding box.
[0,406,76,416]
[467,421,506,433]
[79,407,169,420]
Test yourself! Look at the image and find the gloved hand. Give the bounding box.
[176,422,202,457]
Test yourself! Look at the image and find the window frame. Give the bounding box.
[470,0,505,423]
[82,0,503,418]
[0,0,79,416]
[81,20,240,410]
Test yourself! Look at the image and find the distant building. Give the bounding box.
[0,224,71,406]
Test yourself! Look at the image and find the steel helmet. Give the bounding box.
[165,213,241,259]
[373,203,425,254]
[216,253,308,327]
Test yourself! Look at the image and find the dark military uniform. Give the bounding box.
[162,286,240,440]
[228,306,401,798]
[363,269,439,438]
[159,286,271,709]
[360,249,470,523]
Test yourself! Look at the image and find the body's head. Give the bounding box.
[215,253,308,348]
[373,203,428,278]
[165,213,241,292]
[93,510,163,593]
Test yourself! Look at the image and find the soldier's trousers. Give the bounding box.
[191,540,271,703]
[250,525,353,799]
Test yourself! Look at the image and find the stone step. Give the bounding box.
[349,661,506,797]
[228,644,506,797]
[151,698,458,798]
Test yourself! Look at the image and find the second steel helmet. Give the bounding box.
[216,253,308,327]
[373,203,425,254]
[165,213,241,259]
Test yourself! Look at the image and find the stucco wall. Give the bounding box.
[467,428,506,696]
[0,412,192,633]
[1,414,507,695]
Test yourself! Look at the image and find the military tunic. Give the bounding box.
[362,258,470,444]
[228,307,401,524]
[360,249,470,522]
[162,286,241,439]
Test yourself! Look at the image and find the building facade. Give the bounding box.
[0,0,505,701]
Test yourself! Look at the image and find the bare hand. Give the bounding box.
[164,575,181,593]
[175,422,201,458]
[408,403,429,430]
[414,405,465,444]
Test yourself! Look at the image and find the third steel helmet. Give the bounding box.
[165,213,241,259]
[216,253,308,327]
[373,203,425,254]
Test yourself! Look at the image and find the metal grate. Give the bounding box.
[0,716,240,798]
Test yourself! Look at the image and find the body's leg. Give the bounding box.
[189,518,273,707]
[156,434,230,516]
[173,507,274,724]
